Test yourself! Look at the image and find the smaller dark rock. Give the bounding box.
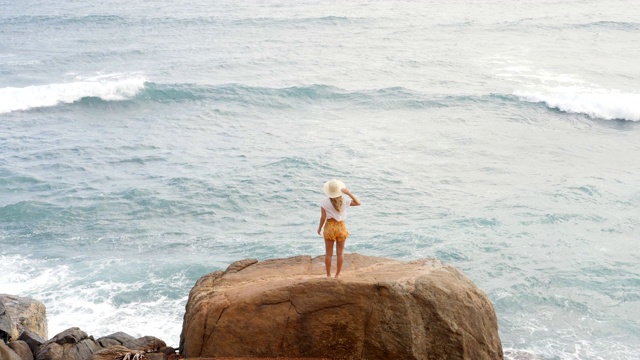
[92,345,132,360]
[96,331,136,346]
[166,354,180,360]
[49,327,87,345]
[158,346,176,355]
[36,328,101,360]
[121,336,166,352]
[0,301,15,342]
[73,339,102,359]
[8,340,34,360]
[18,329,45,356]
[96,337,120,348]
[144,353,168,360]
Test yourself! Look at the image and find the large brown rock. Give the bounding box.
[180,254,503,360]
[0,295,48,341]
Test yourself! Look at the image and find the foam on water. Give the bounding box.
[45,285,186,347]
[0,254,69,294]
[515,88,640,122]
[491,55,640,121]
[0,254,185,345]
[504,335,637,360]
[0,74,146,114]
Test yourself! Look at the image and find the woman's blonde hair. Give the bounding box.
[330,196,343,212]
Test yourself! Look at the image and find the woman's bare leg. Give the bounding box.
[324,239,334,277]
[335,240,346,278]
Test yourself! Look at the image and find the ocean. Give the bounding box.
[1,0,639,358]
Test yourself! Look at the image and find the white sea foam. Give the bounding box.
[46,289,186,347]
[515,88,640,121]
[0,255,185,345]
[0,74,146,114]
[0,255,69,294]
[490,56,640,122]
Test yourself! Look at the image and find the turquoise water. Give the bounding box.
[1,1,639,358]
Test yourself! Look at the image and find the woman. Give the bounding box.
[317,179,361,278]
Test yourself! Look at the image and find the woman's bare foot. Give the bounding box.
[335,274,341,279]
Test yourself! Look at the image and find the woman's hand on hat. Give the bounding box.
[341,188,350,194]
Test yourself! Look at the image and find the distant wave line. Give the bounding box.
[140,83,456,109]
[490,20,640,32]
[4,78,579,114]
[0,14,368,28]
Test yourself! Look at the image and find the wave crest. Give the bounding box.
[0,75,146,113]
[515,88,640,121]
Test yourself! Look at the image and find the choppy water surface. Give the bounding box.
[1,1,639,358]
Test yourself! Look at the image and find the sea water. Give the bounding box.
[1,1,639,358]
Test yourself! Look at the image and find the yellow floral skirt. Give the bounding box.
[323,219,349,242]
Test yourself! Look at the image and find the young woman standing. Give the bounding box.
[317,179,361,278]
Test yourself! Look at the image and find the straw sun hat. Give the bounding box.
[323,179,345,198]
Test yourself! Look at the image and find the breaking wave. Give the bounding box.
[515,88,640,121]
[0,74,146,114]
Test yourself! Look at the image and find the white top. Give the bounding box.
[320,196,352,221]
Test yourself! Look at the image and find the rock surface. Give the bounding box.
[0,296,174,360]
[8,340,34,360]
[121,336,166,352]
[0,300,15,342]
[95,332,136,349]
[35,327,101,360]
[180,254,503,360]
[1,340,23,360]
[91,345,146,360]
[18,329,46,357]
[0,295,48,341]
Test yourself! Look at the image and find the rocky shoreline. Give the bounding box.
[1,294,176,360]
[1,254,546,360]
